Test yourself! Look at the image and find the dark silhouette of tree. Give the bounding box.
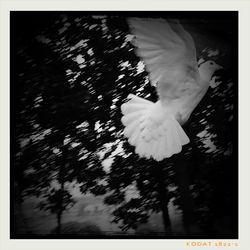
[12,13,107,235]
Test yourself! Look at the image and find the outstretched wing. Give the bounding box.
[128,18,200,100]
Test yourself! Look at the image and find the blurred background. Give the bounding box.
[11,12,238,238]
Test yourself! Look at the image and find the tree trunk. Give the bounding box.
[174,155,196,235]
[56,211,62,235]
[154,166,172,237]
[15,196,31,234]
[56,144,66,235]
[56,183,65,235]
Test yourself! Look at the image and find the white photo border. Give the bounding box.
[1,0,249,250]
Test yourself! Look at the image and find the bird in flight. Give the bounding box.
[121,18,222,161]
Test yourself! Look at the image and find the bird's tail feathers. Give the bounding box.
[121,94,190,161]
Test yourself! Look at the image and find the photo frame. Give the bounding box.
[1,0,250,249]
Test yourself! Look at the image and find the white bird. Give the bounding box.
[121,18,222,161]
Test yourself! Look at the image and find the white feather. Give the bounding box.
[124,119,141,138]
[121,94,190,161]
[121,110,145,126]
[121,103,151,113]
